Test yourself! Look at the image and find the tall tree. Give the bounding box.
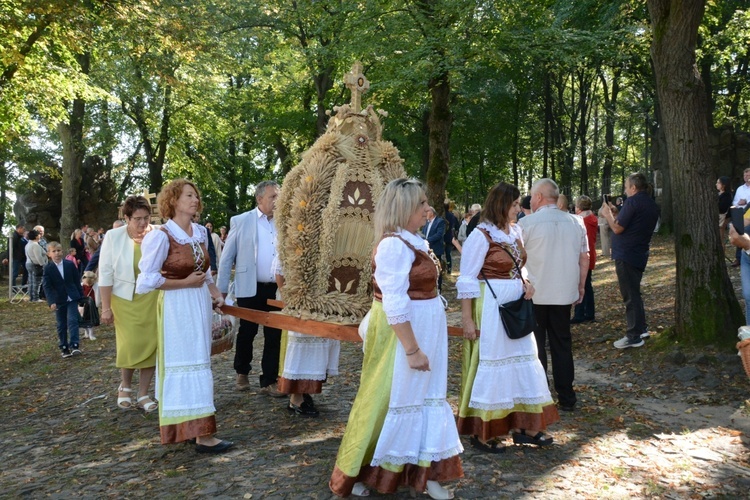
[648,0,742,343]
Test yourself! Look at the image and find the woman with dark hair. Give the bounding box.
[70,228,88,277]
[456,182,559,453]
[717,176,732,244]
[99,195,159,412]
[330,178,463,499]
[136,179,231,454]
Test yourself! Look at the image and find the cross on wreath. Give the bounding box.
[343,61,370,113]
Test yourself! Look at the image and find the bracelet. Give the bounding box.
[102,308,112,314]
[406,347,420,356]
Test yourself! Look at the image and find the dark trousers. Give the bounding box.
[12,259,28,287]
[533,303,576,407]
[234,283,282,388]
[55,300,80,350]
[444,242,453,272]
[572,269,595,321]
[615,260,646,342]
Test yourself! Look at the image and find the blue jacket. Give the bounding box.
[43,260,84,306]
[422,216,445,256]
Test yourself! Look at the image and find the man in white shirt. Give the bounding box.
[518,178,589,412]
[218,181,284,396]
[731,168,750,267]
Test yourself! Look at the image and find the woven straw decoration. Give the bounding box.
[276,104,406,322]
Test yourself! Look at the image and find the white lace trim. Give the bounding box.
[370,446,463,467]
[164,219,207,245]
[287,336,331,345]
[476,222,521,245]
[468,396,552,411]
[477,354,538,368]
[165,362,212,373]
[162,405,215,418]
[457,291,479,299]
[387,312,411,325]
[385,399,447,416]
[281,372,329,381]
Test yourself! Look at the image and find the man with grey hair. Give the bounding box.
[518,178,589,412]
[218,180,284,396]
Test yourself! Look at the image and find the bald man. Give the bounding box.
[518,178,588,412]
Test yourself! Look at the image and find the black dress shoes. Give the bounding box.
[195,440,234,454]
[288,400,319,417]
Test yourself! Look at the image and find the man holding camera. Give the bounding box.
[600,173,660,349]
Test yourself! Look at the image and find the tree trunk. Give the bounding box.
[425,72,452,211]
[648,0,742,344]
[599,68,620,196]
[58,52,89,244]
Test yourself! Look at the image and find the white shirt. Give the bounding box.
[733,183,750,208]
[256,208,276,283]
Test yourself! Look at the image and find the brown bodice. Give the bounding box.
[159,227,210,280]
[372,234,438,301]
[476,228,526,280]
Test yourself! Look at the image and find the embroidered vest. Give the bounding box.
[159,227,210,280]
[476,228,526,280]
[372,234,438,301]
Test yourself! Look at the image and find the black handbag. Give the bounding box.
[481,245,535,340]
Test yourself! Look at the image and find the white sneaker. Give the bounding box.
[640,331,651,339]
[614,336,645,349]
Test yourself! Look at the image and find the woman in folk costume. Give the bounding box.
[136,179,232,454]
[330,178,463,499]
[273,256,340,417]
[456,182,559,452]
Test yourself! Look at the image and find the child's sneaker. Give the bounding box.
[61,348,73,358]
[71,346,82,356]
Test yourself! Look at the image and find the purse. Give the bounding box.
[481,245,535,340]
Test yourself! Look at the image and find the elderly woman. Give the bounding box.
[330,178,463,499]
[99,196,159,412]
[136,179,231,454]
[24,229,47,302]
[456,182,559,452]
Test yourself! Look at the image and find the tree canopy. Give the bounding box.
[2,0,750,343]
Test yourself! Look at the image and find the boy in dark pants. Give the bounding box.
[43,242,84,358]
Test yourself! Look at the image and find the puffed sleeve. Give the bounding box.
[135,230,169,293]
[373,236,416,325]
[456,229,490,299]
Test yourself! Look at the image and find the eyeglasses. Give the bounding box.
[129,216,150,223]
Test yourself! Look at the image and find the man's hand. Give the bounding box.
[729,225,750,250]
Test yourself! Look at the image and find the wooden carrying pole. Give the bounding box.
[220,304,465,343]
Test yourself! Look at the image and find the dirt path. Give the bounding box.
[1,235,749,498]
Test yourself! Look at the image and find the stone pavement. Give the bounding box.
[1,322,749,499]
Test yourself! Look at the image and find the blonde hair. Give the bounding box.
[373,178,425,242]
[157,178,203,220]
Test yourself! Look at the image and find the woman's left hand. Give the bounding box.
[523,280,535,300]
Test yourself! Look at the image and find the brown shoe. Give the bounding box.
[236,374,250,391]
[732,260,741,267]
[260,382,286,398]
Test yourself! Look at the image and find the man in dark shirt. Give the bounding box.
[11,224,28,288]
[600,172,660,349]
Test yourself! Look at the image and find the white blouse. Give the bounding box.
[456,222,524,299]
[374,229,432,325]
[135,219,214,294]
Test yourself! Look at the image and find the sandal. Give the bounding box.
[469,435,506,454]
[117,386,133,409]
[512,429,553,447]
[136,395,158,413]
[352,482,370,497]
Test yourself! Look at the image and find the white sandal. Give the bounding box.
[425,481,453,500]
[117,386,133,409]
[352,482,370,497]
[136,395,158,413]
